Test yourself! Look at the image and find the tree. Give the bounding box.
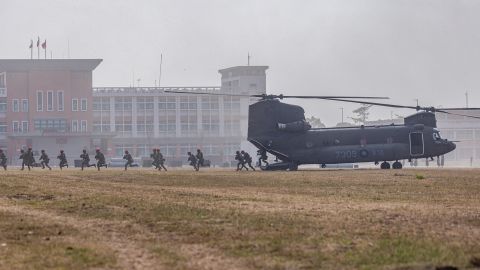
[349,104,373,124]
[306,116,326,128]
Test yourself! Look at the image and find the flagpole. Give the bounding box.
[159,53,163,87]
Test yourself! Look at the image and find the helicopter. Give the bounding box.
[166,91,480,170]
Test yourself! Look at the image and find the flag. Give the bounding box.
[36,37,40,48]
[29,40,33,49]
[41,40,46,49]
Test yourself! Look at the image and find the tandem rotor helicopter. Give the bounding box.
[166,90,480,171]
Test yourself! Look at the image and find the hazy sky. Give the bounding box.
[1,0,479,126]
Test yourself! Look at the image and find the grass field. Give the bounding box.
[0,168,479,270]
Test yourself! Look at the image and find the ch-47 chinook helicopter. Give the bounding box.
[166,91,480,170]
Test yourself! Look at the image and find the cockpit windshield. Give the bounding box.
[433,130,442,141]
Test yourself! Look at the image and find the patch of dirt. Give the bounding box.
[7,193,55,201]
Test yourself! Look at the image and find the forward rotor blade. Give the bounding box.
[280,95,389,99]
[435,109,480,119]
[320,98,419,110]
[435,107,480,111]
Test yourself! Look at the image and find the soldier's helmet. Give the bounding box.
[241,150,245,154]
[0,149,3,153]
[28,147,32,151]
[187,151,191,155]
[125,150,129,154]
[83,149,87,153]
[96,149,100,152]
[236,150,240,154]
[41,149,45,153]
[197,149,201,152]
[60,150,64,153]
[20,149,24,153]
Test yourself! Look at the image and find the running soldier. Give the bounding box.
[196,149,204,168]
[20,149,30,171]
[39,150,52,170]
[80,149,95,170]
[187,152,199,171]
[235,151,248,171]
[257,149,269,166]
[0,149,7,170]
[94,149,107,171]
[241,150,255,171]
[27,148,35,168]
[157,149,167,171]
[123,150,133,171]
[150,148,159,169]
[57,150,68,170]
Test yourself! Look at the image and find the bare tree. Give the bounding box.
[306,116,326,128]
[350,104,373,124]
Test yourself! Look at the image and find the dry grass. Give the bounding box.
[0,168,479,269]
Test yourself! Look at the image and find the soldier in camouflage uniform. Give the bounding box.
[57,150,68,170]
[39,150,52,170]
[0,149,7,170]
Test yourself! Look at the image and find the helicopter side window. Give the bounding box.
[433,131,441,141]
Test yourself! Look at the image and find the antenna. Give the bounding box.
[67,39,70,59]
[247,53,251,66]
[159,54,163,87]
[465,91,468,108]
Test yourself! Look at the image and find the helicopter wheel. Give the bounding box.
[380,161,391,169]
[288,163,298,171]
[321,164,326,168]
[392,161,403,169]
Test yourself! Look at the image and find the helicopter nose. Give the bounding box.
[447,141,456,153]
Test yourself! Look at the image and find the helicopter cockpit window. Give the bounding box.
[433,131,442,141]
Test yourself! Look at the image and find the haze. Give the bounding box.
[1,0,479,126]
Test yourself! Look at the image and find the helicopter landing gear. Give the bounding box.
[392,161,403,169]
[380,161,391,169]
[288,163,298,171]
[321,164,326,168]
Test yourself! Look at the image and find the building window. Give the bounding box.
[81,120,87,132]
[0,122,6,134]
[114,97,133,136]
[71,120,78,132]
[0,98,6,113]
[21,121,28,133]
[22,99,28,112]
[57,91,64,111]
[81,98,87,111]
[72,98,78,111]
[136,97,154,137]
[179,96,197,136]
[12,121,20,133]
[201,96,220,136]
[12,99,19,112]
[36,91,43,111]
[0,72,5,88]
[46,91,54,111]
[34,119,67,132]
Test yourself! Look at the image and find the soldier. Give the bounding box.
[94,149,107,171]
[241,150,255,171]
[123,150,134,171]
[80,149,95,170]
[257,149,269,166]
[150,148,159,169]
[196,149,204,168]
[39,150,52,170]
[157,148,167,171]
[19,149,30,171]
[235,150,248,171]
[187,152,199,171]
[0,149,7,170]
[27,147,35,168]
[57,150,68,170]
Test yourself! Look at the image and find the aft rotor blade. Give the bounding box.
[435,109,480,119]
[164,90,253,97]
[320,98,419,110]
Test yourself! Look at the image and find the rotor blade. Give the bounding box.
[435,107,480,110]
[280,95,389,99]
[164,90,253,98]
[435,109,480,119]
[320,98,420,110]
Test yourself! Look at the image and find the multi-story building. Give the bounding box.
[0,59,268,166]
